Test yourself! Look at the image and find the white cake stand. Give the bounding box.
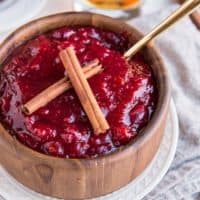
[0,99,179,200]
[0,0,46,32]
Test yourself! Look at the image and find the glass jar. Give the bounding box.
[74,0,142,19]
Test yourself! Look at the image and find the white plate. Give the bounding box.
[0,0,46,32]
[0,99,178,200]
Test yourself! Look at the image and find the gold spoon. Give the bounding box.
[124,0,200,58]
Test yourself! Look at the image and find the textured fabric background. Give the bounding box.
[129,4,200,200]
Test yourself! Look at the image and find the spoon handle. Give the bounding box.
[124,0,200,58]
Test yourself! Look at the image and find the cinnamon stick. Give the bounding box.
[22,59,101,115]
[59,47,110,134]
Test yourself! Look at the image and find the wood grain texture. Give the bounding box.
[0,12,171,199]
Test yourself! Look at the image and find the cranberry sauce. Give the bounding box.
[0,27,157,158]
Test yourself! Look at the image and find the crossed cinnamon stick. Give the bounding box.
[23,48,109,135]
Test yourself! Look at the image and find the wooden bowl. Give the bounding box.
[0,12,171,199]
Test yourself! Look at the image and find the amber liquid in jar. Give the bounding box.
[85,0,141,10]
[74,0,141,19]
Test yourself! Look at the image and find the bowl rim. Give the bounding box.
[0,12,171,162]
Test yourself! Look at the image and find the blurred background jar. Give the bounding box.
[74,0,143,19]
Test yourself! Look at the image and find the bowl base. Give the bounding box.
[0,99,178,200]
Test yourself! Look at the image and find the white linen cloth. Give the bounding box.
[129,4,200,200]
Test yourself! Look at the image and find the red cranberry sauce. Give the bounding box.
[0,26,157,158]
